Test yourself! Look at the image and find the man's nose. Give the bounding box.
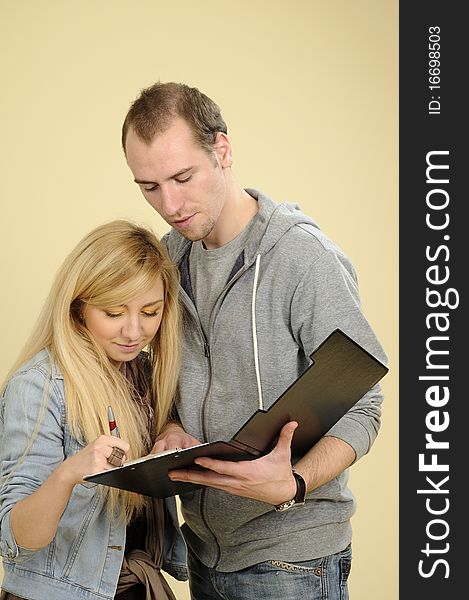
[160,184,183,217]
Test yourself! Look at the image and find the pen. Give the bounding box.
[107,405,124,467]
[107,405,120,438]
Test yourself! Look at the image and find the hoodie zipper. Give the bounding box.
[177,284,222,563]
[176,245,262,569]
[199,259,261,568]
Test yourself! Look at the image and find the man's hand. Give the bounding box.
[167,421,299,505]
[151,422,201,454]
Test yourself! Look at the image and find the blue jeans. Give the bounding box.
[188,544,352,600]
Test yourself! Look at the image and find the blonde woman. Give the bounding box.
[0,220,187,600]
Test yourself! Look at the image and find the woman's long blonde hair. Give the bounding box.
[2,220,180,521]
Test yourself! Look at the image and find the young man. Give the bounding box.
[122,81,387,600]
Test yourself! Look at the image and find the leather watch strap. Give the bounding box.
[273,470,306,512]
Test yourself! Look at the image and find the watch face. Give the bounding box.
[274,499,296,512]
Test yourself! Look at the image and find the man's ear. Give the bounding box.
[213,132,232,168]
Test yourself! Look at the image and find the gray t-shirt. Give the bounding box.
[189,214,259,337]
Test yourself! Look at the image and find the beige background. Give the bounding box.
[0,1,398,598]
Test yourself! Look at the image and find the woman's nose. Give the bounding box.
[121,316,142,340]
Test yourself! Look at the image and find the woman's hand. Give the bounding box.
[57,435,131,484]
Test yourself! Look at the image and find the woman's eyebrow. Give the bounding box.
[108,299,164,309]
[141,299,164,308]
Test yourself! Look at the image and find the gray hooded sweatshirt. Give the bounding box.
[163,189,387,572]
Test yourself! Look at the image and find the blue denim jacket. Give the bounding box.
[0,350,187,600]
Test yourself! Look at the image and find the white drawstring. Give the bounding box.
[251,254,263,410]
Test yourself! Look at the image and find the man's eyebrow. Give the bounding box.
[134,167,192,185]
[134,178,156,185]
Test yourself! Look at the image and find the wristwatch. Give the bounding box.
[273,470,307,512]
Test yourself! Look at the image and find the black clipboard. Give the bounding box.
[84,329,388,498]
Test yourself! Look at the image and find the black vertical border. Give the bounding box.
[400,2,465,598]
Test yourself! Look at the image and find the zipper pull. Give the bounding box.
[204,342,210,358]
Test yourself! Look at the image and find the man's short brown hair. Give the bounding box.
[121,81,227,154]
